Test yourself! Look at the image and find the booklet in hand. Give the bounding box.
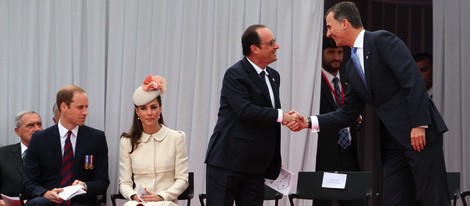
[58,185,87,201]
[1,193,22,206]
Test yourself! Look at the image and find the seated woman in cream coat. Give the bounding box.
[119,75,189,206]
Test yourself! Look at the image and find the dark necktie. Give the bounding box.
[351,47,367,90]
[61,131,74,190]
[22,149,27,160]
[332,77,351,149]
[260,71,275,107]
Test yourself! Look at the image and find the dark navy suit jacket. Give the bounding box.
[317,30,447,149]
[205,57,282,179]
[316,73,359,171]
[22,125,109,205]
[0,143,23,197]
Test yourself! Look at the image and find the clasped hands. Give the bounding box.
[131,188,164,203]
[282,110,308,132]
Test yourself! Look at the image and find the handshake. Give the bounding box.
[282,110,309,132]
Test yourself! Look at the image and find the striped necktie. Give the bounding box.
[332,77,351,149]
[60,131,74,205]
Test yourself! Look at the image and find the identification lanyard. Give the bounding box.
[321,71,344,107]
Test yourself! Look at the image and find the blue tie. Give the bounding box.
[332,77,351,149]
[351,47,367,90]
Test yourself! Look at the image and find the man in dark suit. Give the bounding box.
[414,53,433,98]
[289,2,449,206]
[0,111,42,202]
[23,85,109,206]
[316,36,361,206]
[204,24,298,206]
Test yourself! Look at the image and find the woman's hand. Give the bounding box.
[140,188,164,202]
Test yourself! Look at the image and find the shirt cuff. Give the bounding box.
[311,116,320,132]
[277,109,283,123]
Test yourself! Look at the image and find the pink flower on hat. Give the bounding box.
[142,75,166,94]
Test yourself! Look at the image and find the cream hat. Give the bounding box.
[132,75,166,106]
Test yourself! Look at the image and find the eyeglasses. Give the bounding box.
[260,38,277,47]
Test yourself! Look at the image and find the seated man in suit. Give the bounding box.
[0,111,43,205]
[52,103,61,124]
[23,85,109,206]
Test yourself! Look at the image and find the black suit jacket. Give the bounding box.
[22,125,109,205]
[0,143,23,197]
[316,73,359,171]
[205,57,282,179]
[318,30,447,149]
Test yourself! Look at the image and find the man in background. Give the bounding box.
[0,111,42,204]
[52,103,60,124]
[316,36,361,206]
[23,85,109,205]
[414,53,433,97]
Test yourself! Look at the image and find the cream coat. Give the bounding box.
[119,125,189,205]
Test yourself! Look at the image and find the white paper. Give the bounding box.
[264,167,295,195]
[58,185,86,201]
[135,184,147,201]
[321,172,347,189]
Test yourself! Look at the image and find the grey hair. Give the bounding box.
[15,111,40,128]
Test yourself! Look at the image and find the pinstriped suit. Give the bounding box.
[317,30,449,206]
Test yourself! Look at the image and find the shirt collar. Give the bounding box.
[353,29,366,49]
[58,120,79,138]
[246,57,269,76]
[21,142,27,154]
[141,125,168,142]
[321,68,341,84]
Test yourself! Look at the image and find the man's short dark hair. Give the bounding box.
[241,24,266,56]
[413,52,433,64]
[323,36,339,50]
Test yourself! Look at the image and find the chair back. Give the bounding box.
[461,190,470,206]
[178,172,194,201]
[198,185,282,206]
[264,185,283,201]
[447,172,460,206]
[295,171,372,201]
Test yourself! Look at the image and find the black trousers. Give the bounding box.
[205,164,265,206]
[380,122,450,206]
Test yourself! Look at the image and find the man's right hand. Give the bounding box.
[43,188,65,204]
[283,110,308,132]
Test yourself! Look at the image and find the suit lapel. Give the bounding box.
[321,76,338,109]
[242,58,274,107]
[363,32,372,92]
[266,67,280,108]
[9,143,23,174]
[74,126,85,171]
